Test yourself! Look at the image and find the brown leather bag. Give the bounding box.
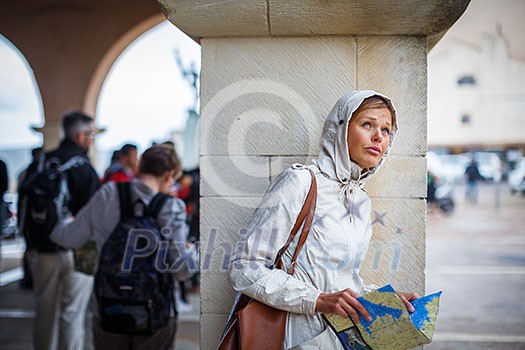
[216,168,317,350]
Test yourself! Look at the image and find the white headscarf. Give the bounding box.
[313,90,398,187]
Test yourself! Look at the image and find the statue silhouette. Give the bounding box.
[174,49,199,112]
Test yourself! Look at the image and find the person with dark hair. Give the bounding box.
[18,110,100,350]
[427,169,439,213]
[465,158,484,205]
[161,140,175,149]
[101,149,121,179]
[17,147,43,196]
[170,167,201,311]
[101,143,138,183]
[17,147,43,289]
[0,158,7,229]
[0,158,7,280]
[61,110,97,152]
[0,158,7,247]
[51,145,196,350]
[228,91,418,349]
[0,159,7,192]
[159,141,183,180]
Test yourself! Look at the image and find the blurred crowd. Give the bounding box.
[1,110,199,350]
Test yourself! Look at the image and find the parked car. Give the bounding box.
[437,153,470,183]
[428,152,469,184]
[509,159,525,195]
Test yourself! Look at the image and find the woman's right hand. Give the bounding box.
[315,288,372,324]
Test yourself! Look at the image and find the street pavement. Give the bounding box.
[0,240,199,350]
[0,181,523,349]
[426,182,525,350]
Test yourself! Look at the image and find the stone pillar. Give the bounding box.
[159,1,469,348]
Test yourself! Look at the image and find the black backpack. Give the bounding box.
[20,153,86,252]
[94,182,176,335]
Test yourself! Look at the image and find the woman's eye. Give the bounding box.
[382,128,391,135]
[362,122,371,128]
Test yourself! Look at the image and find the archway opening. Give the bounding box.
[0,34,43,190]
[93,20,201,175]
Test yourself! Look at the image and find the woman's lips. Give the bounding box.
[366,146,381,156]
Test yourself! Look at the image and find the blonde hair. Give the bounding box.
[352,95,395,124]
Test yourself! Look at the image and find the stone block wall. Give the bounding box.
[199,35,427,349]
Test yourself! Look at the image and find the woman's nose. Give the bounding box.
[372,129,383,143]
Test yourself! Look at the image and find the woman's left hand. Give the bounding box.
[397,292,419,313]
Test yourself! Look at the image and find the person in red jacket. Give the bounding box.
[102,143,138,183]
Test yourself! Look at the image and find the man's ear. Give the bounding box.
[163,170,174,182]
[74,132,83,145]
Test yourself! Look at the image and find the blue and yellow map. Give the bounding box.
[324,285,442,350]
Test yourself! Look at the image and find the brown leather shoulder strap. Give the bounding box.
[287,170,317,274]
[272,168,317,274]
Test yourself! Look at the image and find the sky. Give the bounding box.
[96,21,201,152]
[0,37,43,149]
[0,21,201,152]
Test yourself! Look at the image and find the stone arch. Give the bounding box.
[0,1,165,148]
[83,13,166,117]
[0,34,44,145]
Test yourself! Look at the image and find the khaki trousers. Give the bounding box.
[30,250,93,350]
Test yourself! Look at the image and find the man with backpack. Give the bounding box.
[18,110,100,350]
[51,145,197,349]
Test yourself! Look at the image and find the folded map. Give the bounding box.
[323,285,442,350]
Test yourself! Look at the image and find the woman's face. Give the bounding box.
[347,107,392,170]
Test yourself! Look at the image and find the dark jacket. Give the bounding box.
[0,159,7,195]
[24,140,100,215]
[465,162,483,183]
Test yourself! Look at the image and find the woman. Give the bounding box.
[229,90,418,349]
[51,145,196,350]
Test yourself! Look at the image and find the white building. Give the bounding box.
[428,24,525,153]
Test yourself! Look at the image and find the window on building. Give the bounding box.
[461,114,471,125]
[457,75,476,86]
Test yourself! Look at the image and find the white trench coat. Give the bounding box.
[229,90,398,349]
